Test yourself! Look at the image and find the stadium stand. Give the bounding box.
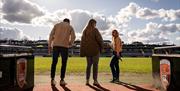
[0,40,174,57]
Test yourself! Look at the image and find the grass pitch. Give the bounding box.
[35,57,152,75]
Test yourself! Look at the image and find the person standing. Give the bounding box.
[48,18,76,86]
[80,19,103,86]
[110,29,122,83]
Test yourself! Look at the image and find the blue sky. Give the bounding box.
[0,0,180,45]
[33,0,180,14]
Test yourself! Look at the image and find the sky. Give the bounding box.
[0,0,180,45]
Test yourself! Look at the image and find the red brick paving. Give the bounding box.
[33,83,159,91]
[34,74,159,91]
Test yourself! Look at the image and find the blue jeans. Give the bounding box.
[51,46,68,80]
[110,51,120,80]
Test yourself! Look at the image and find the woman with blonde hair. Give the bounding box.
[110,29,122,83]
[80,19,103,86]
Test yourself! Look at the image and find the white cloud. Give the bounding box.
[127,22,180,44]
[1,0,45,23]
[115,2,180,22]
[2,1,179,31]
[114,2,140,24]
[69,10,93,33]
[136,8,159,19]
[176,37,180,41]
[166,9,180,21]
[32,9,113,33]
[0,0,2,8]
[158,23,180,33]
[0,0,3,18]
[0,27,30,40]
[138,7,180,21]
[150,0,160,2]
[1,0,179,45]
[1,1,179,25]
[75,33,82,40]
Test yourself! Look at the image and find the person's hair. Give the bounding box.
[83,19,96,34]
[87,19,96,28]
[63,18,70,23]
[112,29,119,45]
[112,29,119,37]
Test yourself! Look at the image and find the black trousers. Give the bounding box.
[51,46,68,80]
[110,51,121,80]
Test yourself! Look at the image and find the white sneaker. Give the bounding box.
[60,80,67,86]
[51,80,56,86]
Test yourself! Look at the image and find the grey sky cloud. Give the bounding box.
[150,0,160,2]
[116,2,180,22]
[1,0,45,23]
[70,10,93,33]
[128,22,180,44]
[176,37,180,41]
[32,9,112,33]
[158,24,180,33]
[145,36,169,43]
[136,8,159,19]
[0,0,179,45]
[0,27,30,40]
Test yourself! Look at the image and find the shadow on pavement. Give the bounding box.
[51,85,71,91]
[51,86,59,91]
[115,81,153,91]
[86,84,102,91]
[86,84,110,91]
[95,84,111,91]
[60,85,71,91]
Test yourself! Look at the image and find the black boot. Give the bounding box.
[110,78,116,83]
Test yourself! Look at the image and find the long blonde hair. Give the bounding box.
[112,29,119,37]
[112,29,119,44]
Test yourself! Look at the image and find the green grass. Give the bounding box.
[35,57,152,75]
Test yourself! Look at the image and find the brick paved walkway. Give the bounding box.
[33,82,158,91]
[33,74,159,91]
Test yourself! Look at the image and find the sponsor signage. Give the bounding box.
[160,59,171,90]
[16,58,27,88]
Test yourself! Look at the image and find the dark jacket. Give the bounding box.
[80,28,103,57]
